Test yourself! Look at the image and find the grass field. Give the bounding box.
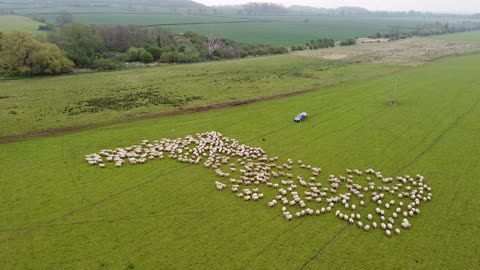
[430,30,480,42]
[0,15,44,33]
[295,36,480,66]
[0,56,402,138]
[0,53,479,269]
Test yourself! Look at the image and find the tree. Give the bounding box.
[146,46,162,60]
[56,11,73,27]
[126,47,141,62]
[49,24,103,67]
[0,32,73,76]
[243,2,288,16]
[139,50,154,63]
[205,34,220,59]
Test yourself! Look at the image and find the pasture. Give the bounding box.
[0,53,479,269]
[294,36,480,66]
[0,55,402,138]
[0,15,44,33]
[430,30,480,42]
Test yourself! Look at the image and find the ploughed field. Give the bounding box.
[0,52,479,269]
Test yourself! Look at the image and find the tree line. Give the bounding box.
[1,23,310,76]
[369,22,480,40]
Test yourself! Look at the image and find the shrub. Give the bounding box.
[38,24,55,31]
[340,38,357,46]
[93,58,124,71]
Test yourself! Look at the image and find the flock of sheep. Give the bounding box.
[85,131,433,237]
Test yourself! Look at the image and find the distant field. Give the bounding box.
[4,4,477,45]
[0,15,43,33]
[430,30,480,42]
[37,13,255,26]
[164,15,462,45]
[0,54,479,269]
[0,56,402,137]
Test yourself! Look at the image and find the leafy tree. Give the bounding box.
[0,32,73,76]
[146,46,162,60]
[48,24,103,67]
[160,50,177,63]
[139,50,154,63]
[126,47,141,62]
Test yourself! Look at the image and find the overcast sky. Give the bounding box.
[194,0,480,14]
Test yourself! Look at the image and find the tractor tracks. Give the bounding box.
[0,164,189,245]
[394,99,479,175]
[296,99,480,270]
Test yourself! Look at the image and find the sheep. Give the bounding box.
[85,131,432,237]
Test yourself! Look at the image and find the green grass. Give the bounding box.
[430,30,480,43]
[0,15,44,33]
[0,54,479,269]
[0,55,402,137]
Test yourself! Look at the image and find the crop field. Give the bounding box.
[163,15,469,45]
[37,13,256,26]
[0,55,402,138]
[0,52,479,269]
[0,15,44,33]
[4,6,476,44]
